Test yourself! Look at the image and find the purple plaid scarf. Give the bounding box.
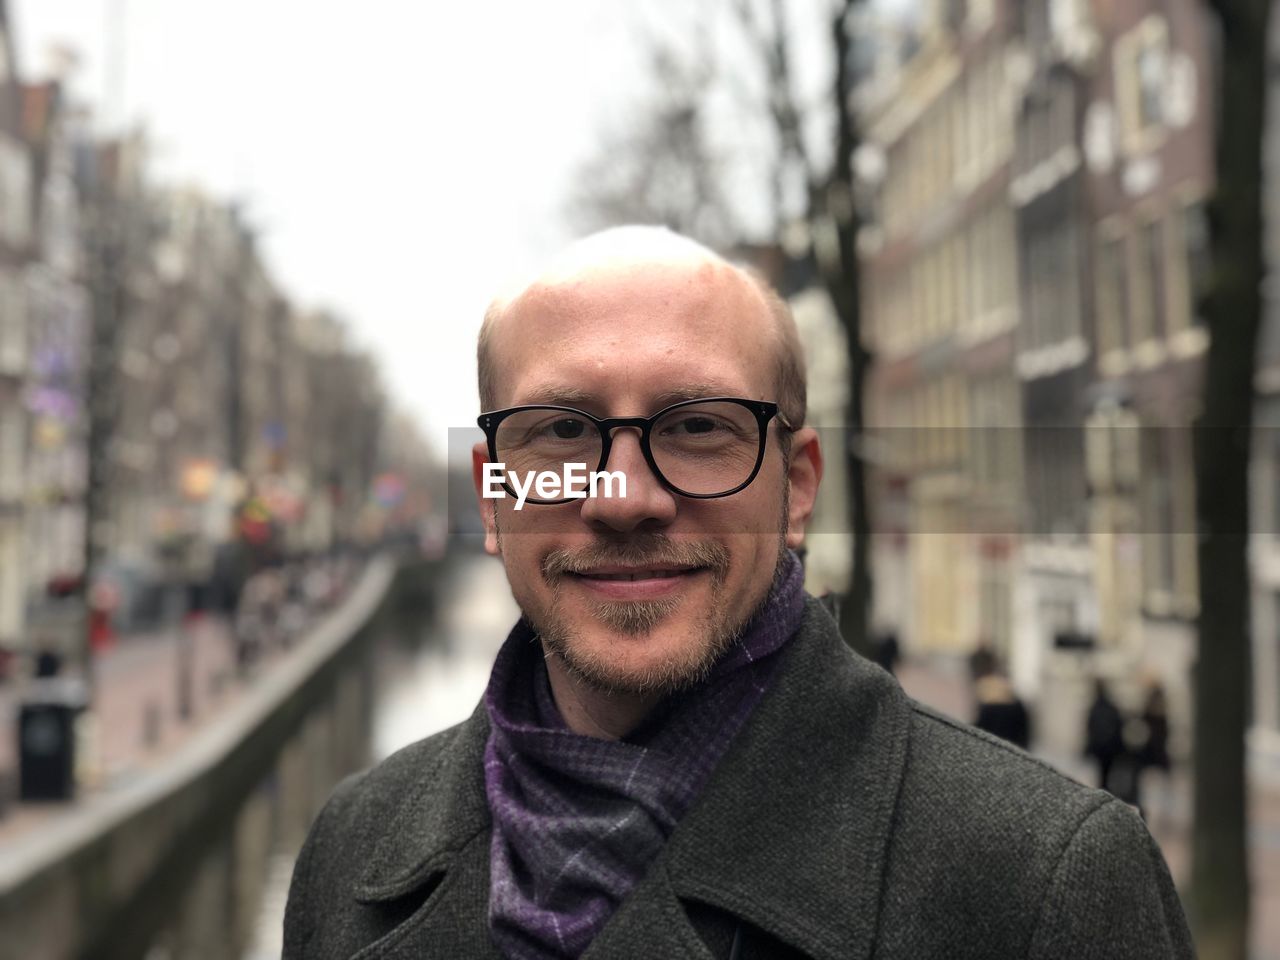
[483,551,805,959]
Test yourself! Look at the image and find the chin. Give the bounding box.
[547,609,726,696]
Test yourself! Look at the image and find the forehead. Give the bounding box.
[489,259,777,410]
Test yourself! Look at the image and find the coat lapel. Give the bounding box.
[658,597,912,960]
[350,701,503,959]
[354,830,502,960]
[580,857,717,960]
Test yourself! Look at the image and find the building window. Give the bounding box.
[0,270,24,375]
[1050,75,1076,158]
[1062,219,1083,341]
[980,560,1012,660]
[912,259,928,350]
[968,203,1018,336]
[953,232,970,335]
[1128,217,1163,346]
[1095,229,1129,357]
[967,0,996,34]
[1137,44,1166,128]
[1270,431,1280,541]
[1026,219,1083,351]
[0,135,30,247]
[0,407,23,501]
[1026,424,1086,537]
[1115,16,1171,154]
[1140,217,1166,341]
[970,374,1020,493]
[1177,197,1208,330]
[1139,425,1197,613]
[1139,428,1174,601]
[1048,0,1088,43]
[1269,592,1280,729]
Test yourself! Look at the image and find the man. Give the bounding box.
[284,228,1193,958]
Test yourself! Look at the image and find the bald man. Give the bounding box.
[284,228,1192,959]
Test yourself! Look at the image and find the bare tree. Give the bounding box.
[565,46,743,250]
[569,0,875,652]
[1192,1,1272,957]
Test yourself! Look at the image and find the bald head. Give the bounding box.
[477,226,806,428]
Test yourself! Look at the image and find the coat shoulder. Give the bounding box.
[306,720,466,844]
[897,699,1118,874]
[344,721,465,814]
[905,700,1104,814]
[874,700,1192,958]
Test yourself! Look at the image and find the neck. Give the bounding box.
[543,649,662,740]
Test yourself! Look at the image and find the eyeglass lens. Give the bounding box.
[492,401,763,499]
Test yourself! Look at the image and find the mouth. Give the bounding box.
[574,566,701,581]
[564,565,707,600]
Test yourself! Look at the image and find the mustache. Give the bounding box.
[541,535,731,579]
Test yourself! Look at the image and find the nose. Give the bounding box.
[579,428,677,532]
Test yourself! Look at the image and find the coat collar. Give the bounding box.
[352,597,911,960]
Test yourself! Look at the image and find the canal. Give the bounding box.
[238,553,515,959]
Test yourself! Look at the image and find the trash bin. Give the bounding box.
[19,678,87,801]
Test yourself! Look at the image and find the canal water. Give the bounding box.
[242,554,517,958]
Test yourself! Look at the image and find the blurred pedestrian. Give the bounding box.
[1084,679,1125,794]
[210,538,250,615]
[33,640,62,679]
[973,671,1030,749]
[1136,682,1171,774]
[969,641,997,682]
[1132,682,1172,823]
[873,628,901,676]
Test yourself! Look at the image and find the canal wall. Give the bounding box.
[0,555,440,960]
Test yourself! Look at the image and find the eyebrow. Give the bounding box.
[649,383,747,406]
[516,381,748,410]
[518,385,598,406]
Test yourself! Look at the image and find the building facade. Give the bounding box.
[862,0,1025,667]
[0,2,33,653]
[860,0,1216,758]
[19,79,92,648]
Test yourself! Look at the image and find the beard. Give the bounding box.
[538,534,733,695]
[496,489,792,697]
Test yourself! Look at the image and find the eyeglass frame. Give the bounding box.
[476,396,797,504]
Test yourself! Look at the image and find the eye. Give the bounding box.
[672,416,720,435]
[549,418,587,440]
[663,414,733,437]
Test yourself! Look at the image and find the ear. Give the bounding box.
[471,441,501,556]
[785,427,822,550]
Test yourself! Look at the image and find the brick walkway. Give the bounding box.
[0,566,350,842]
[0,617,246,843]
[895,658,1280,960]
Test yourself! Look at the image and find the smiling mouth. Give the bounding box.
[571,567,703,582]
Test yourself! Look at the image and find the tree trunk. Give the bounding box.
[819,0,873,655]
[1192,2,1269,956]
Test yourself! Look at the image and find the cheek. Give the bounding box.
[494,504,583,571]
[708,478,788,538]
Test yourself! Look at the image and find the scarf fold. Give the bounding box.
[483,551,806,960]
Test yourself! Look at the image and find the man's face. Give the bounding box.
[472,256,820,695]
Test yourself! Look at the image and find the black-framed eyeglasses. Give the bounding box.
[476,397,796,504]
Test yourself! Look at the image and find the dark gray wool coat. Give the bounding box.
[284,597,1194,959]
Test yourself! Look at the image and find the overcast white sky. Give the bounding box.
[9,1,905,456]
[10,1,674,451]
